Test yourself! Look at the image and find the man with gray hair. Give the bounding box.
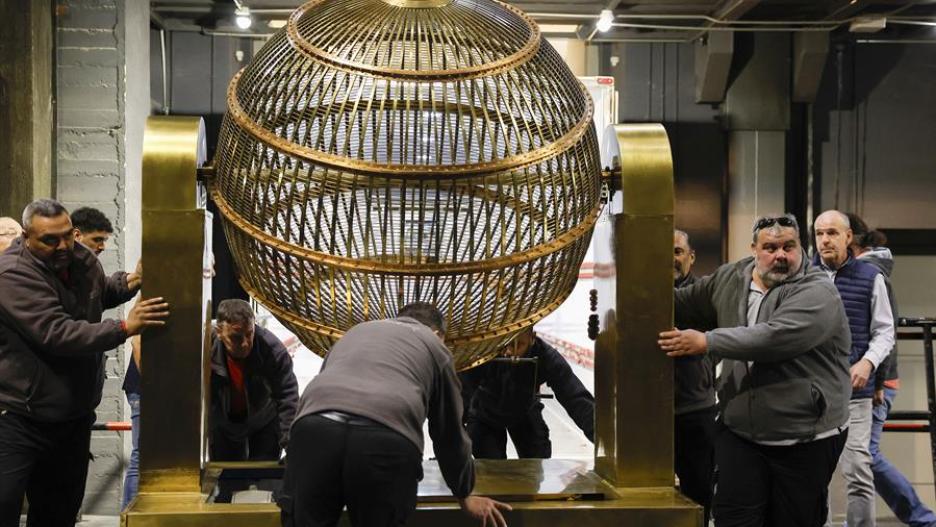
[209,299,299,464]
[814,210,895,527]
[659,213,851,526]
[0,198,169,525]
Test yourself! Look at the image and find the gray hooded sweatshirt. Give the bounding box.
[674,253,852,443]
[858,247,899,385]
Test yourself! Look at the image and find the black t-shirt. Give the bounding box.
[123,357,140,395]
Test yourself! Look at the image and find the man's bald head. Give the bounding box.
[814,209,853,270]
[0,217,23,253]
[816,210,850,230]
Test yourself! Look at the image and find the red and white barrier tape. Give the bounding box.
[538,332,594,370]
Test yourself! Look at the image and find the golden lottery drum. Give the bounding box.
[211,0,602,369]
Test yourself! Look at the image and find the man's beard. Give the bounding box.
[674,263,683,280]
[50,251,72,271]
[758,263,792,288]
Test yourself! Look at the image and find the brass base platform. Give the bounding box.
[123,459,700,527]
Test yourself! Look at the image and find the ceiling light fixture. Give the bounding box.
[235,5,252,29]
[849,16,886,33]
[597,9,614,32]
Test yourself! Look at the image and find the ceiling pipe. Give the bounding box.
[856,39,936,43]
[609,22,838,32]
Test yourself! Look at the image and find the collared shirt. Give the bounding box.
[745,275,847,446]
[819,263,895,369]
[746,281,766,370]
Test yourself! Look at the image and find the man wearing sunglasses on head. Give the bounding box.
[659,213,851,526]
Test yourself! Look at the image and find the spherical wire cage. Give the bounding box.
[210,0,603,370]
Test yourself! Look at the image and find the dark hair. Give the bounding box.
[216,299,255,326]
[71,207,114,234]
[752,213,800,244]
[22,198,68,231]
[865,230,888,247]
[398,301,446,334]
[846,212,887,248]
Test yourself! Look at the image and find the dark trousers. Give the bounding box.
[210,417,281,461]
[467,412,551,459]
[279,414,423,527]
[675,406,716,525]
[211,418,281,503]
[0,411,94,527]
[712,424,847,527]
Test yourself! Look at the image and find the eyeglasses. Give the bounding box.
[753,216,796,233]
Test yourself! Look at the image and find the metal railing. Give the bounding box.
[882,317,936,499]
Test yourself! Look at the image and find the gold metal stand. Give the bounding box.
[122,121,700,526]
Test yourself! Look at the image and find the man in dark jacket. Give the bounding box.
[660,213,851,526]
[672,229,716,524]
[674,229,697,288]
[0,198,168,526]
[71,206,114,256]
[209,299,299,464]
[281,302,510,527]
[460,327,594,459]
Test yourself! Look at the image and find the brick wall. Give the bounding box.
[55,0,148,514]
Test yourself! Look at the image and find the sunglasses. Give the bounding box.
[753,216,796,233]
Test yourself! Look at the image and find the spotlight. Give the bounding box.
[235,6,252,30]
[597,9,614,33]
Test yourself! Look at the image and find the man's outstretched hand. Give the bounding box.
[458,495,512,527]
[658,328,707,357]
[126,297,170,336]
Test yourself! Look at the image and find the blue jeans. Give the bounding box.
[871,387,936,527]
[122,392,141,510]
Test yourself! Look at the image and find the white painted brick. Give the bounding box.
[58,87,120,112]
[59,7,118,30]
[58,66,118,89]
[58,138,119,161]
[58,109,121,128]
[57,159,120,178]
[57,28,117,48]
[58,48,119,68]
[58,175,121,202]
[60,0,118,9]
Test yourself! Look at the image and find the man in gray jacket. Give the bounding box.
[659,213,851,526]
[280,302,510,527]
